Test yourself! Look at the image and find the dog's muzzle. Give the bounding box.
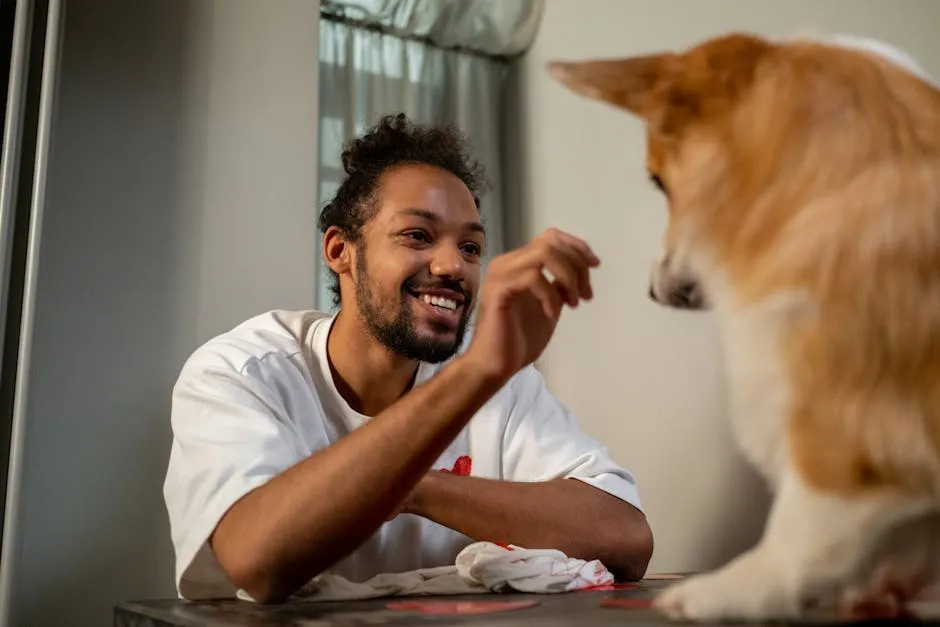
[648,256,708,310]
[648,279,706,310]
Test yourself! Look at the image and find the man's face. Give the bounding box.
[347,164,485,363]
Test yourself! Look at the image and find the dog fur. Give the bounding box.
[548,33,940,621]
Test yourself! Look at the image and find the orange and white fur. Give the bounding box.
[549,33,940,622]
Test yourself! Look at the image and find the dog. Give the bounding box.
[548,33,940,622]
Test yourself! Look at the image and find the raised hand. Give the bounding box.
[464,228,600,382]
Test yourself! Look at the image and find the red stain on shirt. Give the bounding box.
[452,456,472,476]
[440,456,472,476]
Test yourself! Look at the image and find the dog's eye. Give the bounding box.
[649,173,667,195]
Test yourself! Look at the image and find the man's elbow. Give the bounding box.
[237,575,290,605]
[215,544,308,605]
[620,527,655,581]
[219,555,284,604]
[605,512,654,581]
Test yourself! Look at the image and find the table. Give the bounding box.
[114,578,682,627]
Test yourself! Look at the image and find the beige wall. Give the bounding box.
[513,0,940,573]
[2,2,319,626]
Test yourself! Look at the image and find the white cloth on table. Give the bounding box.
[236,541,615,603]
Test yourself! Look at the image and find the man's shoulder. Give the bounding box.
[179,308,332,376]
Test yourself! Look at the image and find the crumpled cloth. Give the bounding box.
[237,541,614,603]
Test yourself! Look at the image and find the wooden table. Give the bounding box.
[114,578,682,626]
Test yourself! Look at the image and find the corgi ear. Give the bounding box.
[547,54,674,116]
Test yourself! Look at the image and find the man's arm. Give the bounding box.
[210,354,505,604]
[408,472,654,581]
[209,228,602,603]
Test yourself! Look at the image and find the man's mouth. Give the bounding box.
[417,293,459,311]
[407,288,466,327]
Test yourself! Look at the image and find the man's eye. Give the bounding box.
[462,243,482,256]
[405,231,430,243]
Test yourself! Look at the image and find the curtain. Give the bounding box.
[316,0,544,311]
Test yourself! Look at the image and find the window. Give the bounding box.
[316,18,444,310]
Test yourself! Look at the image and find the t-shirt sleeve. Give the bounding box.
[163,350,311,600]
[500,365,643,512]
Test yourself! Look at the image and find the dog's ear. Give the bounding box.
[546,54,674,116]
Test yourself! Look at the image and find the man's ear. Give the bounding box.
[323,226,353,276]
[546,53,675,116]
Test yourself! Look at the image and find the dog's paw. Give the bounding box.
[838,561,928,621]
[653,554,798,622]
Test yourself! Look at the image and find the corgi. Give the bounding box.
[548,33,940,622]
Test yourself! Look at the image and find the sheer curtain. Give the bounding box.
[316,0,544,311]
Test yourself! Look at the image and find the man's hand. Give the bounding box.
[465,228,600,381]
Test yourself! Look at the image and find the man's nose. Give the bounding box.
[430,245,467,278]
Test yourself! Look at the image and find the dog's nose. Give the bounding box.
[672,281,700,308]
[648,284,656,301]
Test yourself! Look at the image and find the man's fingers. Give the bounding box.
[486,227,600,312]
[488,266,564,320]
[555,229,601,268]
[541,229,598,300]
[528,270,565,320]
[556,233,599,300]
[540,251,583,307]
[543,237,598,304]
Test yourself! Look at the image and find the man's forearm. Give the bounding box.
[210,354,506,603]
[409,472,654,580]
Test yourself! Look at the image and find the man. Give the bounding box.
[163,113,653,604]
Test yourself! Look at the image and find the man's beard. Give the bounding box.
[354,249,471,363]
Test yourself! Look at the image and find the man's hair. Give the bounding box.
[317,113,488,307]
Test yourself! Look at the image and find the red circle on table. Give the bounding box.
[600,597,654,610]
[386,600,539,615]
[578,583,638,592]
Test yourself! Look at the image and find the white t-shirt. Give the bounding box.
[163,309,643,600]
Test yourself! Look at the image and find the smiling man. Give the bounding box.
[163,113,653,604]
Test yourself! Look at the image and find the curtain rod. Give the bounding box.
[319,9,514,64]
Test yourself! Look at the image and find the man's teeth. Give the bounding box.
[421,294,458,311]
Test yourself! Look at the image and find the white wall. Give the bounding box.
[3,2,318,625]
[514,0,940,573]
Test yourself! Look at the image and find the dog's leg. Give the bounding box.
[839,509,940,620]
[654,468,936,622]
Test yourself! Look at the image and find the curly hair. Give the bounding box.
[318,113,488,307]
